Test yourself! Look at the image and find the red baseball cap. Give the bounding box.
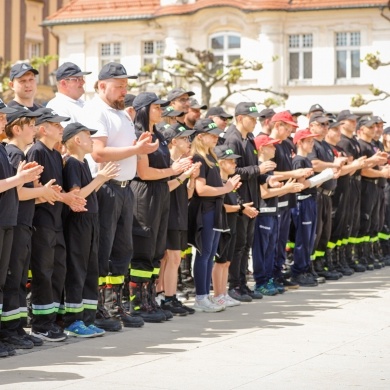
[293,129,320,144]
[271,111,299,127]
[254,135,281,149]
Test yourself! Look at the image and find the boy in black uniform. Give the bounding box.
[62,122,120,337]
[27,108,87,342]
[0,104,43,357]
[1,107,61,350]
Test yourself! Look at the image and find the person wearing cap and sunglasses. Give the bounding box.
[184,98,207,129]
[188,118,241,312]
[206,107,233,133]
[8,63,41,111]
[0,105,44,356]
[83,62,157,330]
[46,62,92,125]
[129,92,193,323]
[167,88,195,128]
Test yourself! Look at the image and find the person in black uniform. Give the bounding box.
[357,116,390,269]
[223,102,280,302]
[308,113,347,280]
[0,104,44,357]
[27,109,87,342]
[129,92,193,323]
[1,108,60,350]
[381,127,390,264]
[62,123,120,337]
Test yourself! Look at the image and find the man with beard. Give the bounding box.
[184,98,207,129]
[82,62,159,331]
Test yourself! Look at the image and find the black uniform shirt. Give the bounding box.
[7,100,42,112]
[223,183,239,229]
[0,143,18,227]
[27,140,63,231]
[63,156,98,214]
[308,139,337,191]
[372,139,386,187]
[5,144,35,227]
[292,155,317,196]
[359,138,379,176]
[258,171,278,216]
[337,134,362,177]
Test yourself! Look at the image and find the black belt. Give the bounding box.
[351,175,361,181]
[109,179,131,188]
[362,177,379,185]
[317,187,334,196]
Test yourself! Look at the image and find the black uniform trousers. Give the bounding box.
[63,213,99,327]
[30,226,66,330]
[96,182,133,282]
[314,192,332,256]
[359,180,379,239]
[228,215,255,289]
[0,227,14,333]
[130,180,170,283]
[376,186,385,235]
[0,225,31,334]
[349,178,361,240]
[274,207,291,278]
[330,177,350,245]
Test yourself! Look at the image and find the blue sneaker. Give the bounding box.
[88,324,105,337]
[65,320,96,338]
[254,281,278,296]
[270,278,285,294]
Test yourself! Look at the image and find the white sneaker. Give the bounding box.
[223,293,241,307]
[210,295,227,311]
[193,296,224,313]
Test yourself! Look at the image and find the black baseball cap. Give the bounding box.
[63,122,98,143]
[308,104,325,114]
[374,115,386,124]
[6,107,41,125]
[235,102,261,117]
[0,98,16,114]
[337,110,359,122]
[383,127,390,135]
[189,98,207,110]
[215,145,241,160]
[259,108,276,119]
[56,62,91,81]
[193,118,223,135]
[167,88,195,101]
[309,113,329,124]
[161,123,195,143]
[328,121,341,129]
[10,63,39,81]
[124,94,136,108]
[206,106,233,119]
[98,62,137,80]
[35,108,70,125]
[133,92,169,111]
[357,115,378,129]
[162,106,185,117]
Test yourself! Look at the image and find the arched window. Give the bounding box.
[210,33,241,70]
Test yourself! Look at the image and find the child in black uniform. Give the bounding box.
[27,108,87,342]
[62,122,120,337]
[0,104,43,357]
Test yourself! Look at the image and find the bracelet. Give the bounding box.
[176,178,184,185]
[238,203,245,216]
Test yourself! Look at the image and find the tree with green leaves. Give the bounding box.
[141,47,288,108]
[351,52,390,108]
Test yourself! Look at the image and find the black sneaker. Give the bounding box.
[161,298,188,316]
[275,276,299,290]
[1,335,34,349]
[0,341,15,357]
[17,328,43,346]
[228,287,252,303]
[172,295,195,314]
[241,284,263,300]
[291,273,318,287]
[31,325,67,342]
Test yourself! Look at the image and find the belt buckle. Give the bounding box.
[120,181,126,188]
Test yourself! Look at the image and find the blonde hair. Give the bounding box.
[190,134,217,168]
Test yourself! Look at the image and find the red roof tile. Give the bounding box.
[44,0,389,25]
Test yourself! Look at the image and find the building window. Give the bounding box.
[336,32,360,79]
[142,40,164,78]
[26,41,42,59]
[100,42,121,68]
[288,34,312,81]
[210,33,241,70]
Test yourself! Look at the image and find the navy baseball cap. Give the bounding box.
[162,106,185,117]
[6,107,41,125]
[309,113,329,124]
[206,106,233,119]
[235,102,261,117]
[189,98,207,110]
[63,122,98,143]
[161,123,195,143]
[98,62,137,80]
[10,63,39,81]
[308,103,325,114]
[56,62,91,81]
[167,88,195,101]
[0,98,16,114]
[193,118,223,135]
[374,115,386,124]
[357,115,378,129]
[133,92,169,111]
[124,94,137,108]
[383,127,390,135]
[215,145,241,160]
[35,108,70,125]
[259,108,276,119]
[337,110,359,122]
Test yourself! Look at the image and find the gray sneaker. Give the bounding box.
[228,287,252,303]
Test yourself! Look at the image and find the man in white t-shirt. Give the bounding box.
[82,62,158,331]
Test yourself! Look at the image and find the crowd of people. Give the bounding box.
[0,60,390,358]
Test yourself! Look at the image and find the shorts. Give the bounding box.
[166,230,188,251]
